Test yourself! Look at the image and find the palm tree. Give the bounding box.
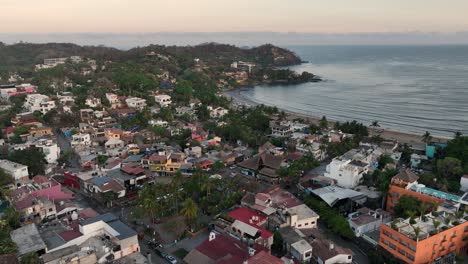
[202,178,217,197]
[412,226,422,241]
[371,120,380,136]
[180,198,199,227]
[21,252,40,264]
[454,131,463,139]
[444,216,452,226]
[422,131,432,144]
[0,238,17,255]
[432,219,441,234]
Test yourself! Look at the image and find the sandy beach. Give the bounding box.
[224,89,449,145]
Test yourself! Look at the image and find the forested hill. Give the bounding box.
[0,42,301,72]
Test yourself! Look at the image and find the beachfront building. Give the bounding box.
[379,202,468,264]
[271,124,293,138]
[154,94,172,107]
[385,169,455,213]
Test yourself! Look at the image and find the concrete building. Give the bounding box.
[324,149,373,188]
[85,97,101,108]
[10,224,47,257]
[125,97,146,110]
[271,124,293,138]
[154,94,172,107]
[284,203,320,229]
[24,94,56,114]
[460,175,468,192]
[347,207,392,237]
[29,138,61,164]
[0,159,29,181]
[379,203,468,264]
[71,133,91,146]
[279,227,313,263]
[209,106,228,118]
[310,239,353,264]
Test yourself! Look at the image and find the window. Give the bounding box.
[383,240,389,245]
[393,192,399,197]
[400,240,407,246]
[298,224,302,227]
[409,245,416,252]
[305,223,309,226]
[398,248,406,256]
[390,243,396,250]
[407,254,415,261]
[392,234,398,241]
[48,208,53,212]
[383,230,390,237]
[311,221,315,224]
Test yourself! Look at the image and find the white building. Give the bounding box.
[271,124,292,138]
[105,138,125,157]
[29,139,60,164]
[296,141,325,161]
[148,119,168,127]
[324,149,372,188]
[284,204,319,229]
[209,106,228,118]
[71,133,91,146]
[24,94,56,114]
[347,208,392,237]
[154,94,172,107]
[48,213,140,261]
[460,175,468,192]
[0,159,29,182]
[125,97,147,110]
[106,93,121,108]
[85,97,101,108]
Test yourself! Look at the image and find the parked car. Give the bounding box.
[165,254,178,264]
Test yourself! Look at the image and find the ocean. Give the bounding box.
[242,45,468,138]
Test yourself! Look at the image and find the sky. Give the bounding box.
[1,0,468,33]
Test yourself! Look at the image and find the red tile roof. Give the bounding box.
[121,165,145,175]
[79,208,99,220]
[32,175,50,185]
[261,186,301,209]
[59,230,82,242]
[227,207,272,239]
[247,251,283,264]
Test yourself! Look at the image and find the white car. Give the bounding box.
[165,255,177,264]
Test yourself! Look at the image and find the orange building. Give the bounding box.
[379,207,468,264]
[386,170,443,213]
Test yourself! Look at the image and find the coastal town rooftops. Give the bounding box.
[393,169,419,183]
[310,186,366,207]
[261,185,302,209]
[286,203,319,220]
[246,250,283,264]
[10,224,47,256]
[80,213,137,240]
[310,238,353,261]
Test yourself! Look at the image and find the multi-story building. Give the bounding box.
[0,159,29,182]
[105,93,121,109]
[347,207,392,237]
[386,170,450,213]
[125,97,147,110]
[85,97,101,108]
[271,124,293,138]
[71,133,91,146]
[324,148,375,188]
[24,94,56,114]
[154,94,172,107]
[28,138,61,164]
[379,203,468,264]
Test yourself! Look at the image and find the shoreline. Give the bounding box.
[223,89,449,145]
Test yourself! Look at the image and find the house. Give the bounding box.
[10,224,47,257]
[0,159,29,182]
[105,93,121,108]
[175,106,194,116]
[28,138,60,164]
[209,106,228,118]
[324,148,374,188]
[310,239,353,264]
[85,97,101,108]
[46,213,140,261]
[284,203,320,229]
[71,133,91,146]
[271,124,292,138]
[15,195,57,223]
[105,138,125,157]
[125,97,146,111]
[24,94,56,114]
[183,232,274,264]
[279,227,313,263]
[237,152,286,183]
[221,207,274,250]
[185,146,202,158]
[296,141,325,161]
[104,128,126,140]
[86,176,126,198]
[154,94,172,107]
[347,207,392,237]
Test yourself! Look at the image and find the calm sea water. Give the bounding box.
[243,45,468,137]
